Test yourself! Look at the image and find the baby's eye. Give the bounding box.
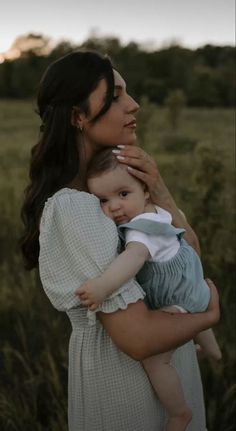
[120,191,129,197]
[112,94,119,101]
[100,198,108,204]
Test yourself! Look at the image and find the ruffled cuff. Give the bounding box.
[86,280,145,326]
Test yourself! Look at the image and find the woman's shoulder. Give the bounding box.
[40,187,116,236]
[49,187,98,206]
[40,187,102,227]
[45,187,99,212]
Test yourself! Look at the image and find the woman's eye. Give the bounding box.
[113,95,119,101]
[120,191,128,197]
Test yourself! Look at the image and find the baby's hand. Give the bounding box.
[75,278,107,310]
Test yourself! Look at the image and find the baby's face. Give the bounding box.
[88,166,149,225]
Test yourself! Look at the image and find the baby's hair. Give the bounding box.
[86,147,120,180]
[86,147,148,193]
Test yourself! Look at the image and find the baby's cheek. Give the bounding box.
[102,206,112,220]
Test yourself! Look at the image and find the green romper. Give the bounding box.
[118,218,210,312]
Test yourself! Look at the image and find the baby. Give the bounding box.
[76,148,221,431]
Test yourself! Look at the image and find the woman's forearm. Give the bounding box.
[99,301,214,360]
[98,280,219,361]
[151,176,201,254]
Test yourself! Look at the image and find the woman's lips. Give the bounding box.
[124,120,136,128]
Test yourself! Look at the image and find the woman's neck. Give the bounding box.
[67,139,100,191]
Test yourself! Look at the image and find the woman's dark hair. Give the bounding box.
[20,50,114,270]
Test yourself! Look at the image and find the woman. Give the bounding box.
[20,51,219,431]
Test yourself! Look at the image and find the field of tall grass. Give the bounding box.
[0,99,235,430]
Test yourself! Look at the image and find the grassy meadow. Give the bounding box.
[0,99,235,430]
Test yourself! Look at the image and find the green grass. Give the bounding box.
[0,99,235,430]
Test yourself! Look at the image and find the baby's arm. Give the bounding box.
[76,242,149,310]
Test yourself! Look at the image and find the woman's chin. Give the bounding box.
[98,133,137,148]
[124,133,137,146]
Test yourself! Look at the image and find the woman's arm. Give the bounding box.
[114,145,200,254]
[47,190,219,361]
[98,279,219,361]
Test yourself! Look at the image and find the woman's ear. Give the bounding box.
[71,106,85,130]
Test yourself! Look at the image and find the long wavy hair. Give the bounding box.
[20,51,114,270]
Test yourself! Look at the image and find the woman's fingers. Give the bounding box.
[116,145,142,158]
[127,166,150,183]
[117,144,155,164]
[115,147,156,171]
[118,156,155,174]
[113,146,160,194]
[112,145,172,210]
[205,278,220,323]
[206,279,219,304]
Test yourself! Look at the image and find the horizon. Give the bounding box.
[0,30,234,65]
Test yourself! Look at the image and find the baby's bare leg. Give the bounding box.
[195,328,222,361]
[143,352,192,431]
[142,305,192,431]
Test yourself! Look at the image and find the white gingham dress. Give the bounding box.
[39,188,207,431]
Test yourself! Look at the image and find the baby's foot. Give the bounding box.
[166,407,192,431]
[209,349,222,361]
[196,344,222,361]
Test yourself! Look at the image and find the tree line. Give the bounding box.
[0,34,235,107]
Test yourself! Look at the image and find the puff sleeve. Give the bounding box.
[39,189,145,323]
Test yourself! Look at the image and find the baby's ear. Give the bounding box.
[144,187,150,202]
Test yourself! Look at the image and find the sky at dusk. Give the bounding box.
[1,0,235,54]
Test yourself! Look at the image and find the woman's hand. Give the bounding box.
[112,144,178,213]
[205,278,220,326]
[112,145,201,253]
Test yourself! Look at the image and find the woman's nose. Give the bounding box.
[126,95,140,113]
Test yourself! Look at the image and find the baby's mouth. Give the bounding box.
[114,216,127,225]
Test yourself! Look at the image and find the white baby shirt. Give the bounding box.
[125,206,180,262]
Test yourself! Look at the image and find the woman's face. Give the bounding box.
[81,70,139,150]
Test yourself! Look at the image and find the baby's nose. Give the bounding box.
[109,200,121,211]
